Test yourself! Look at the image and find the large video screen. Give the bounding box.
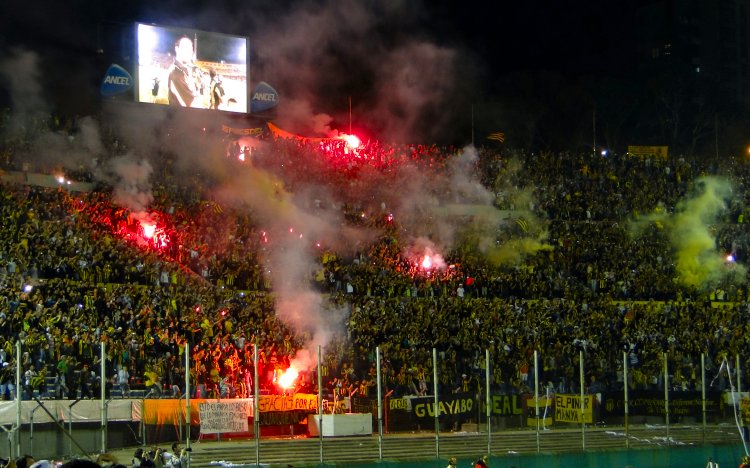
[136,23,248,113]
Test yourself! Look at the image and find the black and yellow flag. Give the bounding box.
[487,131,505,142]
[516,217,529,233]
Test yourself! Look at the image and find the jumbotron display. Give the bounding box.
[135,23,249,113]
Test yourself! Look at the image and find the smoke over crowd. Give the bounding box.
[0,0,491,372]
[631,176,746,291]
[2,0,745,382]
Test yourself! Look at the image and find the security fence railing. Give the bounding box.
[3,343,750,462]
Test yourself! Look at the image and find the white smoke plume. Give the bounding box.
[389,146,549,267]
[0,49,49,137]
[0,51,111,175]
[0,0,488,373]
[25,116,105,173]
[107,155,155,213]
[0,51,160,219]
[212,164,376,369]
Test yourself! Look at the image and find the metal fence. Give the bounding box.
[3,343,750,462]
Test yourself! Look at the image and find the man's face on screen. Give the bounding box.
[175,37,194,64]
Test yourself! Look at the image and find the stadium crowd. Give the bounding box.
[0,114,749,407]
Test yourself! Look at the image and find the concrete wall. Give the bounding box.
[0,421,141,461]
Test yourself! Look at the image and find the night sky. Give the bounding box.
[0,0,641,143]
[0,1,636,74]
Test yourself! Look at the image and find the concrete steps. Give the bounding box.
[170,424,743,467]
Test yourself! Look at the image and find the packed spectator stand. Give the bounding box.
[0,113,749,411]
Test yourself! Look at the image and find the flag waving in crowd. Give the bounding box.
[487,131,505,143]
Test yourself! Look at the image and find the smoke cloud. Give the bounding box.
[632,176,746,290]
[212,164,375,369]
[254,0,467,142]
[0,49,48,136]
[107,155,155,213]
[140,0,475,142]
[390,146,550,267]
[0,0,500,373]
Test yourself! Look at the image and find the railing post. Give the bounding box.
[623,351,629,449]
[534,350,540,454]
[664,352,669,446]
[100,342,106,454]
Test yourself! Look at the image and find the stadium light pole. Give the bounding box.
[715,113,719,159]
[471,104,475,147]
[592,108,596,155]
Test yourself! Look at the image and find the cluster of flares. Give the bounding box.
[60,126,462,285]
[57,127,464,389]
[230,130,402,172]
[228,131,459,281]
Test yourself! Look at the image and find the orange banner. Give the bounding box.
[221,124,264,136]
[258,394,318,412]
[142,394,319,425]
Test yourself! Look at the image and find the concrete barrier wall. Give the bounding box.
[0,421,141,460]
[349,445,749,468]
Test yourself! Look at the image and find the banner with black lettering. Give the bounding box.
[490,394,525,416]
[554,394,593,423]
[258,394,318,412]
[385,393,532,432]
[221,124,265,137]
[199,400,252,434]
[411,393,475,421]
[600,390,721,418]
[258,411,308,426]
